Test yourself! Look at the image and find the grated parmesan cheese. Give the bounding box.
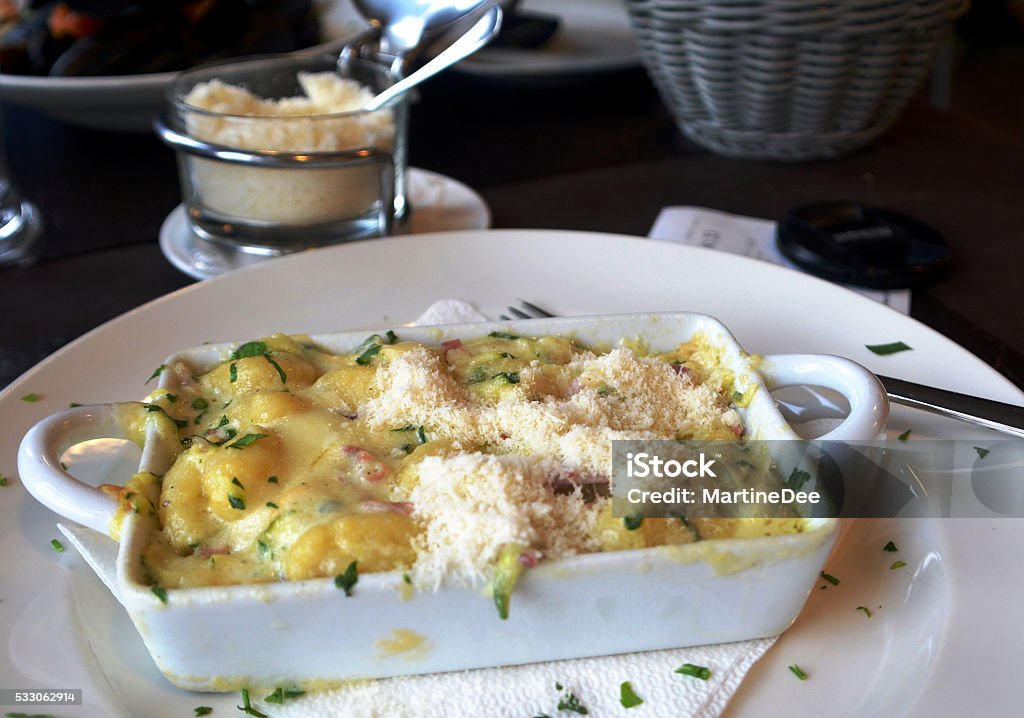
[361,344,743,588]
[408,453,604,589]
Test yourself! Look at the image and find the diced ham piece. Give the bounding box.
[519,550,542,568]
[205,425,234,443]
[196,545,231,559]
[344,445,391,482]
[173,361,200,391]
[549,468,608,492]
[670,363,690,377]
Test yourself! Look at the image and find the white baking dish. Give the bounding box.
[18,312,888,691]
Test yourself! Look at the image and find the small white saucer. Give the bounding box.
[159,167,492,281]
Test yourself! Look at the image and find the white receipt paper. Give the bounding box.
[649,206,911,315]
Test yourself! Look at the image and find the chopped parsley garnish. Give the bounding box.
[229,362,238,383]
[264,687,305,704]
[493,544,526,620]
[256,540,271,558]
[820,571,840,586]
[266,502,278,509]
[865,341,913,356]
[354,334,396,365]
[191,397,209,411]
[890,560,907,570]
[268,476,279,484]
[50,538,64,553]
[0,474,7,487]
[493,371,520,384]
[21,392,40,402]
[152,586,168,604]
[556,689,588,715]
[230,341,288,383]
[623,515,643,531]
[403,572,412,585]
[489,331,520,340]
[194,708,213,716]
[356,343,382,365]
[883,540,898,552]
[69,402,82,407]
[231,341,268,359]
[679,515,701,541]
[619,681,644,708]
[237,688,268,718]
[788,664,808,680]
[898,429,911,442]
[228,495,245,510]
[974,446,990,459]
[392,425,428,444]
[146,364,166,383]
[786,467,811,491]
[857,606,873,618]
[144,403,189,428]
[675,663,711,680]
[466,365,490,384]
[266,355,287,384]
[731,390,744,403]
[231,477,245,489]
[164,393,178,403]
[334,560,358,596]
[228,433,269,449]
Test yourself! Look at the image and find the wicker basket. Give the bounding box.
[626,0,969,160]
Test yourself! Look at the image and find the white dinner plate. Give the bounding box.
[1,230,1021,717]
[159,167,492,280]
[455,0,640,78]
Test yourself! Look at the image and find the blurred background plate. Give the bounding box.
[0,1,365,132]
[454,0,640,79]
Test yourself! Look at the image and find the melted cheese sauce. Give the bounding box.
[113,330,800,591]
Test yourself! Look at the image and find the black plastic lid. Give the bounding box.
[776,202,953,289]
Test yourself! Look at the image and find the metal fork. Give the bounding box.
[499,300,1024,438]
[498,299,554,321]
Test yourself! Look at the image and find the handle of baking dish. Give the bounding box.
[18,404,128,535]
[759,354,890,441]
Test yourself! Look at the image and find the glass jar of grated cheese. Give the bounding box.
[159,54,408,251]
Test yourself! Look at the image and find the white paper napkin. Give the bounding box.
[649,206,911,315]
[57,299,780,718]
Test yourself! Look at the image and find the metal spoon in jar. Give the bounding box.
[352,0,498,64]
[361,5,502,111]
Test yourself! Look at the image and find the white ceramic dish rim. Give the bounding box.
[17,311,887,687]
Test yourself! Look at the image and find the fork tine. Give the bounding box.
[507,306,530,319]
[518,299,554,318]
